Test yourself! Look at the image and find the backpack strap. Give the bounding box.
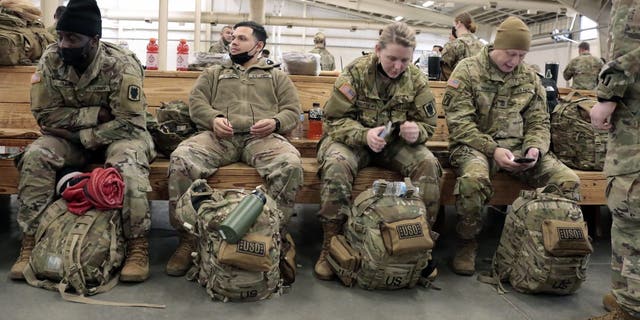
[63,211,100,294]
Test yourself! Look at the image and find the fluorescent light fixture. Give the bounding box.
[394,16,404,21]
[422,1,434,7]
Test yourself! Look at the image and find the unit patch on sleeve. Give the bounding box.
[127,85,141,101]
[338,83,356,102]
[423,102,436,117]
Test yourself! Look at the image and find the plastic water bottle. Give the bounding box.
[146,38,159,70]
[292,112,305,140]
[176,39,189,71]
[307,102,323,139]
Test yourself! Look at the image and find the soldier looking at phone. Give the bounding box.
[442,17,581,276]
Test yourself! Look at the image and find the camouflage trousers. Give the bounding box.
[17,135,155,239]
[317,137,442,225]
[450,146,580,239]
[168,131,303,230]
[607,172,640,318]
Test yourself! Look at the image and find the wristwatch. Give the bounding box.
[273,118,281,132]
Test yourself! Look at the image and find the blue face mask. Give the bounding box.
[58,39,91,67]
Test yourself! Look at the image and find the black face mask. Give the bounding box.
[229,42,259,65]
[58,40,91,67]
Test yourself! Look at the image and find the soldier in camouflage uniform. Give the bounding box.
[45,5,65,40]
[166,21,303,276]
[440,12,484,81]
[9,0,156,283]
[443,16,580,276]
[208,25,233,54]
[309,32,336,71]
[563,41,604,90]
[314,22,442,280]
[590,1,640,319]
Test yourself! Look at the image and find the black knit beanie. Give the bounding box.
[56,0,102,38]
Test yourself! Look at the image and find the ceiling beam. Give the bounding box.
[305,0,454,25]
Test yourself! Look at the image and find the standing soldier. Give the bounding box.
[166,21,303,276]
[563,41,604,90]
[309,32,336,71]
[443,16,580,276]
[440,12,484,80]
[208,25,233,54]
[314,22,442,281]
[10,0,156,282]
[589,1,640,319]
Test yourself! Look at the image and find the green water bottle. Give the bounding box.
[216,189,267,244]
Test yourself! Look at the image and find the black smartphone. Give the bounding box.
[514,157,535,163]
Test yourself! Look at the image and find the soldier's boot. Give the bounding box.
[9,235,35,280]
[604,292,619,312]
[588,307,640,320]
[313,220,342,280]
[165,234,197,276]
[452,238,477,276]
[120,237,150,282]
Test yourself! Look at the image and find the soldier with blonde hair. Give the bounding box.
[309,32,336,71]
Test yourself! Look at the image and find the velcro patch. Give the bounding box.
[424,102,436,117]
[236,239,266,257]
[442,92,452,106]
[127,85,141,101]
[447,78,460,88]
[338,83,356,101]
[30,73,41,84]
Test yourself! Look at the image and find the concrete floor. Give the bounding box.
[0,196,613,320]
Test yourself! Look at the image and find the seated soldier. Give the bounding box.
[443,17,581,276]
[166,21,303,276]
[314,22,442,280]
[10,0,156,282]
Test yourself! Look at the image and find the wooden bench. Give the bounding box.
[0,66,606,207]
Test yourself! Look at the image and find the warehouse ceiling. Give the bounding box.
[293,0,612,31]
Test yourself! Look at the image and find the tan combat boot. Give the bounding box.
[313,220,342,280]
[452,238,477,276]
[9,235,35,280]
[604,292,619,312]
[120,237,150,282]
[165,234,196,276]
[589,307,640,320]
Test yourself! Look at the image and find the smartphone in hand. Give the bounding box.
[378,121,393,138]
[514,157,535,164]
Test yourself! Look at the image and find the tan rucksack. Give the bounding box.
[479,185,592,295]
[328,179,435,290]
[175,179,292,302]
[551,92,608,170]
[0,7,54,65]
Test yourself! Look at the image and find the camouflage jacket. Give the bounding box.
[323,53,437,148]
[208,38,229,54]
[562,52,603,90]
[31,41,151,150]
[443,45,549,158]
[440,33,484,80]
[598,0,640,176]
[309,47,336,71]
[189,60,301,134]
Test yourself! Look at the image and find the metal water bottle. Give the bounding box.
[216,189,266,244]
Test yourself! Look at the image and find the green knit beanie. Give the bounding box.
[494,17,531,51]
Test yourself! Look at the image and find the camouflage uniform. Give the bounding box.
[599,0,640,316]
[309,47,336,71]
[21,41,155,240]
[563,52,604,90]
[168,60,303,226]
[318,53,442,225]
[440,33,484,80]
[443,45,580,240]
[208,38,229,54]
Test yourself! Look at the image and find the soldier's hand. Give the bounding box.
[494,147,519,171]
[521,147,540,170]
[213,117,233,138]
[590,101,616,131]
[250,119,276,138]
[40,126,80,143]
[399,121,419,143]
[366,126,387,153]
[98,106,115,124]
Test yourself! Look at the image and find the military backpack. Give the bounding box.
[328,179,435,290]
[0,7,54,65]
[551,92,608,170]
[149,100,197,157]
[480,185,592,295]
[175,179,293,302]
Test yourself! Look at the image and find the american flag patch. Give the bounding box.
[338,83,356,101]
[447,78,460,88]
